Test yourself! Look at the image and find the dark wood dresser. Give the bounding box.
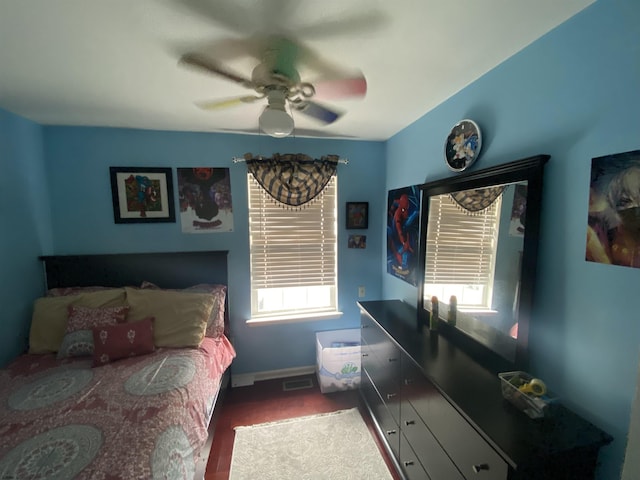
[358,300,612,480]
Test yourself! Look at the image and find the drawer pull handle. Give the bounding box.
[472,464,490,473]
[386,429,397,436]
[404,378,414,385]
[386,393,397,399]
[403,461,414,467]
[404,420,416,426]
[362,353,369,357]
[388,357,398,362]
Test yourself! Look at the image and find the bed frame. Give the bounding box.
[38,250,231,480]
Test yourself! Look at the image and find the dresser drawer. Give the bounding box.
[361,320,401,424]
[401,401,465,480]
[361,369,400,458]
[406,382,508,478]
[361,311,390,348]
[400,433,430,480]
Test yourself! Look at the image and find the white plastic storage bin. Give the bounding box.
[315,329,361,393]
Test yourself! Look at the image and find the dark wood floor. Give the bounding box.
[204,374,401,480]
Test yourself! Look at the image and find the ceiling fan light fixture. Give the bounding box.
[259,105,294,138]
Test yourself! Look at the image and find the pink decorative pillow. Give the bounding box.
[140,281,227,338]
[92,317,155,366]
[57,305,130,359]
[66,305,129,332]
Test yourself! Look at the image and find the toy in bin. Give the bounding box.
[499,371,557,419]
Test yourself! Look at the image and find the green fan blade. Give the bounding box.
[272,36,299,80]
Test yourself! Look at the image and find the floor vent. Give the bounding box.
[282,377,314,392]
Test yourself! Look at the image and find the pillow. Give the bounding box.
[57,305,130,359]
[124,287,214,348]
[92,317,155,366]
[140,282,227,338]
[29,288,127,354]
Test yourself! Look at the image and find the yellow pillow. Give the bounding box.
[29,288,127,354]
[124,287,214,348]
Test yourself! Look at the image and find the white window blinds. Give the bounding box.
[425,194,501,286]
[248,174,338,317]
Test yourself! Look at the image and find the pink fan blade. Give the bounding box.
[313,75,367,100]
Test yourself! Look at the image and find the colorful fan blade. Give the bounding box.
[313,74,367,100]
[298,101,342,124]
[197,96,261,110]
[180,53,254,89]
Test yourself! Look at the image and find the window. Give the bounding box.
[248,174,338,321]
[423,193,502,310]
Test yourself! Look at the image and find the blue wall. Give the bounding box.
[43,127,386,376]
[383,1,640,478]
[0,109,52,366]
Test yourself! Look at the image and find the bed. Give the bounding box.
[0,251,236,480]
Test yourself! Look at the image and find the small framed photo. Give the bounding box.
[109,167,176,223]
[346,202,368,229]
[348,235,367,249]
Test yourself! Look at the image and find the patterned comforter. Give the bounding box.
[0,335,236,480]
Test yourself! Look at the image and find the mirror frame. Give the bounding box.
[417,154,549,371]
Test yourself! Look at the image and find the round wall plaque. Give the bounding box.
[444,119,482,172]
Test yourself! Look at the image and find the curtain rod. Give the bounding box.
[232,156,349,164]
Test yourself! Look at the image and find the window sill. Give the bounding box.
[246,311,343,326]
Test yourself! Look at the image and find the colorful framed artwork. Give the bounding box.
[177,167,234,233]
[109,167,175,223]
[346,202,368,229]
[585,149,640,269]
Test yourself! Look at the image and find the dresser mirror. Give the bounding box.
[417,155,549,369]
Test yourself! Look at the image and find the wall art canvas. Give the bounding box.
[585,149,640,269]
[178,167,233,233]
[387,185,420,286]
[109,167,175,223]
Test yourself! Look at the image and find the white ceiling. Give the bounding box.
[0,0,594,141]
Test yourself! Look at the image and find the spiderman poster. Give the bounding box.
[387,185,420,286]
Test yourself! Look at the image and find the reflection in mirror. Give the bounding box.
[423,182,526,360]
[417,155,549,370]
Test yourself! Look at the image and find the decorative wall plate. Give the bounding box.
[444,119,482,172]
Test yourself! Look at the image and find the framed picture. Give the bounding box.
[346,202,368,229]
[348,235,367,249]
[109,167,175,223]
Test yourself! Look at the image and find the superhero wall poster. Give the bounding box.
[178,168,234,233]
[387,185,420,286]
[586,150,640,269]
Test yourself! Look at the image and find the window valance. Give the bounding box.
[243,153,339,208]
[449,186,506,213]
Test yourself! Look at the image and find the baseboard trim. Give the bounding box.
[231,365,316,387]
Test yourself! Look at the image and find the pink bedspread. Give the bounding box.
[0,335,235,479]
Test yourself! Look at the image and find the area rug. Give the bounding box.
[228,408,394,480]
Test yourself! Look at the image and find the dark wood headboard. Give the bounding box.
[39,251,229,290]
[39,251,231,336]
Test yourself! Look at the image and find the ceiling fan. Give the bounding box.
[178,35,367,138]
